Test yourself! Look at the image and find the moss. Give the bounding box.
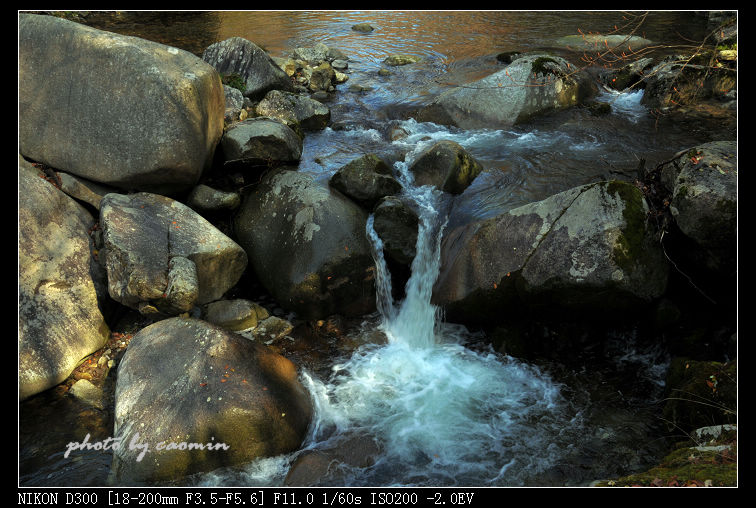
[531,57,560,76]
[605,181,648,273]
[596,443,737,487]
[222,73,246,93]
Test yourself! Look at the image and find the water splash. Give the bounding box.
[293,152,578,486]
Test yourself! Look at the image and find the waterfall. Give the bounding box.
[290,156,577,486]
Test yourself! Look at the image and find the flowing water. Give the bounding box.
[20,10,731,487]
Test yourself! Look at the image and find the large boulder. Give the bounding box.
[668,141,737,273]
[234,169,376,320]
[18,14,224,194]
[408,140,483,194]
[111,318,312,484]
[433,181,669,323]
[202,37,296,100]
[416,53,596,129]
[100,192,247,316]
[19,163,109,401]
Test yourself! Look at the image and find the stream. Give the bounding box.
[19,10,731,488]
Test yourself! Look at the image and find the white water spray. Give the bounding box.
[293,149,576,486]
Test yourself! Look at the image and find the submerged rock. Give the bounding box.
[111,318,312,484]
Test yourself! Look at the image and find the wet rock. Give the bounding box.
[416,52,596,129]
[19,165,110,401]
[234,169,376,320]
[434,181,669,323]
[202,37,295,100]
[221,117,303,168]
[329,154,402,209]
[100,192,247,315]
[372,196,419,266]
[19,14,224,194]
[285,434,382,486]
[111,318,312,485]
[408,140,483,194]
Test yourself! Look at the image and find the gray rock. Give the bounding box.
[19,14,224,194]
[221,117,303,167]
[309,62,336,92]
[293,42,330,64]
[111,318,312,484]
[554,34,654,52]
[100,192,247,315]
[223,84,246,122]
[329,154,402,209]
[234,169,376,320]
[69,379,105,410]
[416,53,596,129]
[408,140,483,194]
[202,37,295,100]
[255,90,330,132]
[19,167,109,401]
[670,141,737,272]
[204,299,270,331]
[372,196,419,266]
[56,172,116,211]
[245,316,295,344]
[434,181,669,323]
[186,184,241,213]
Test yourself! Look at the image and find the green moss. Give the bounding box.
[596,444,737,487]
[605,181,648,273]
[222,73,246,93]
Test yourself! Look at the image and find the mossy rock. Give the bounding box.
[595,443,736,487]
